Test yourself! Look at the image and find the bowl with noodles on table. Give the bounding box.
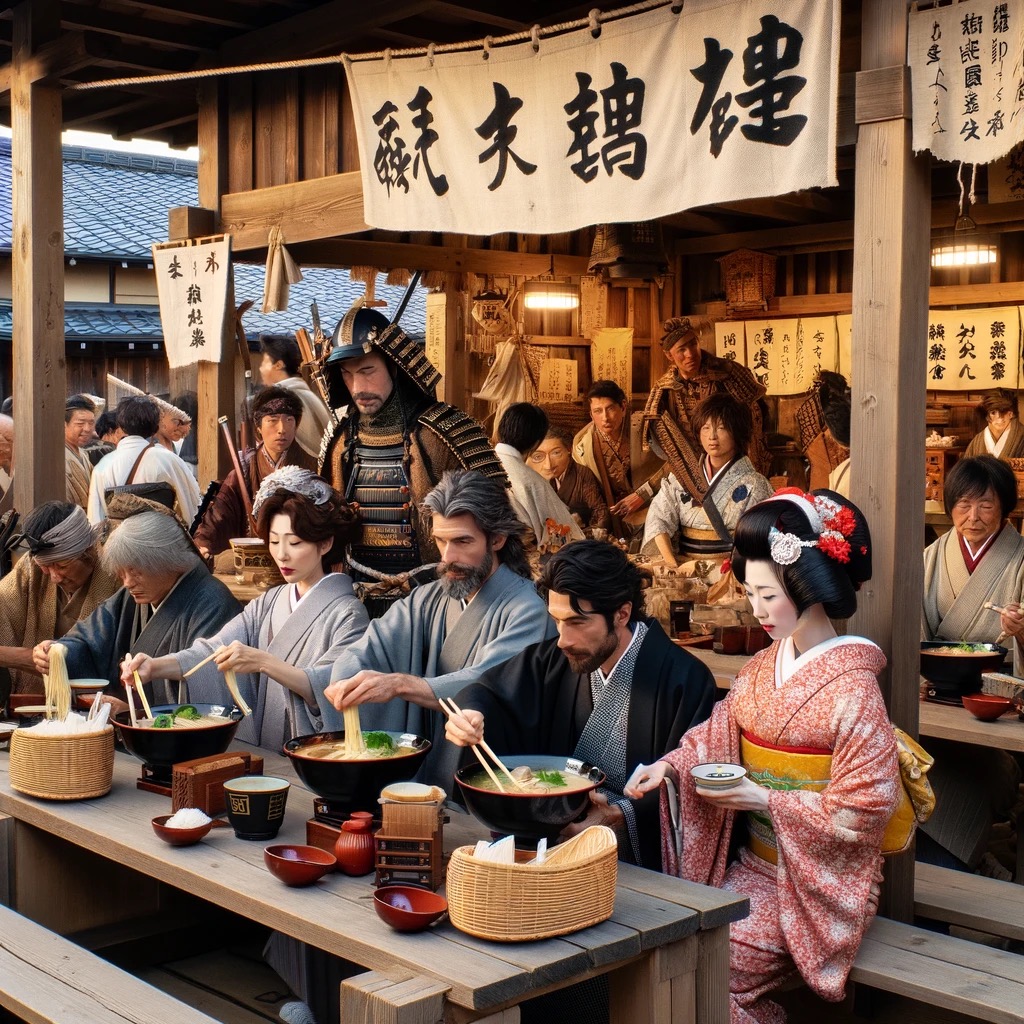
[920,641,1008,700]
[283,707,431,816]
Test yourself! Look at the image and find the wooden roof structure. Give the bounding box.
[0,0,973,921]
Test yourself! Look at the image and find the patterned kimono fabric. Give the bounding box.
[658,638,900,1024]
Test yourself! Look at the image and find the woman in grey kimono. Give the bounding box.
[642,393,773,569]
[125,468,368,749]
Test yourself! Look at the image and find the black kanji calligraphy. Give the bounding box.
[930,364,946,380]
[991,340,1007,361]
[187,308,203,327]
[959,363,977,380]
[600,62,647,179]
[965,64,983,88]
[565,72,601,182]
[372,100,411,195]
[992,320,1007,338]
[736,15,807,146]
[927,43,942,64]
[932,21,942,42]
[204,253,219,274]
[993,362,1006,380]
[167,255,182,280]
[476,83,537,192]
[960,39,980,63]
[962,118,981,140]
[753,348,769,370]
[929,323,946,340]
[186,284,201,304]
[407,87,449,197]
[961,13,983,35]
[929,342,946,361]
[987,110,1005,136]
[964,90,980,114]
[994,4,1009,33]
[190,328,206,349]
[763,326,775,345]
[690,38,738,156]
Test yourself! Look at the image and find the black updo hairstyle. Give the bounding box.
[729,489,872,619]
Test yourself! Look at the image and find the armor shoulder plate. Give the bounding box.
[418,403,508,485]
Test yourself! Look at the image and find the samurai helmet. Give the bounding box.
[322,297,441,410]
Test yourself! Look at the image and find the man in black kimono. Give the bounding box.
[447,540,715,870]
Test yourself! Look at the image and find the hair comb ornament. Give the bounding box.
[252,466,332,520]
[768,488,857,566]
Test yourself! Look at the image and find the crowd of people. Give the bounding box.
[5,299,1022,1024]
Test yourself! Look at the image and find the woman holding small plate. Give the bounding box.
[626,489,901,1024]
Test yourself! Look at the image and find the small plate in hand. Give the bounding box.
[691,763,747,790]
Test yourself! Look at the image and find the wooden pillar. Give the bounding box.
[11,0,66,514]
[194,81,235,485]
[848,0,930,921]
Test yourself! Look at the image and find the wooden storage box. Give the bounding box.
[171,752,264,816]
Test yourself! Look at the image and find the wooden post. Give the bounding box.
[11,0,65,514]
[848,1,930,922]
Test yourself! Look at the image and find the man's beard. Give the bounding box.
[563,627,618,675]
[439,549,493,600]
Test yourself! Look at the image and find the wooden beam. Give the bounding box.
[220,172,370,249]
[432,2,528,32]
[287,237,591,276]
[849,0,929,925]
[674,221,857,256]
[58,8,217,52]
[855,65,909,125]
[111,0,264,30]
[11,0,66,513]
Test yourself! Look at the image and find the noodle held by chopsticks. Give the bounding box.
[222,667,252,716]
[45,643,71,721]
[343,704,365,755]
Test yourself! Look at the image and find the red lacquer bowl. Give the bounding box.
[373,885,448,932]
[264,844,337,886]
[961,693,1015,721]
[151,814,214,847]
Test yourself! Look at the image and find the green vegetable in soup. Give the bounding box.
[173,704,201,721]
[535,769,567,787]
[152,714,174,729]
[364,731,395,751]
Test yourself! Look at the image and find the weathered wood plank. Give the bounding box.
[615,862,748,932]
[227,74,253,195]
[855,65,909,125]
[914,862,1024,942]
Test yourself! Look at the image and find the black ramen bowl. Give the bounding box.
[454,755,605,846]
[114,703,242,785]
[283,730,431,816]
[920,641,1008,700]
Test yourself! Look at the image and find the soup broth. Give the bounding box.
[301,740,418,761]
[137,714,228,730]
[464,766,594,794]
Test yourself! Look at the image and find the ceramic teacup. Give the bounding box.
[223,776,290,840]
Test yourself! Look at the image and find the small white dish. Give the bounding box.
[69,679,107,691]
[691,763,747,790]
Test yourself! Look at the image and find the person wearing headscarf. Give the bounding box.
[643,316,768,503]
[193,385,318,559]
[33,509,240,701]
[0,501,119,693]
[319,300,505,616]
[125,468,368,749]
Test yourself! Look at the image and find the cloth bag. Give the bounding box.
[881,727,936,855]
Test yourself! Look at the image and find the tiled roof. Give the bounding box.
[0,136,427,342]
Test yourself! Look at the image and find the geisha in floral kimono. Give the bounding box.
[626,489,901,1024]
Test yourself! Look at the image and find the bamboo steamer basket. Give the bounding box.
[446,826,617,941]
[9,726,115,800]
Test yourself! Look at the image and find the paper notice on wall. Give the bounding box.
[591,327,632,396]
[925,305,1021,390]
[743,316,839,395]
[715,322,745,364]
[537,358,579,404]
[425,292,448,380]
[579,276,607,340]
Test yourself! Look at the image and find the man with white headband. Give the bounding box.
[0,501,119,694]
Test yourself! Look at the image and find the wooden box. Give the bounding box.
[375,831,444,889]
[306,817,342,857]
[171,752,264,816]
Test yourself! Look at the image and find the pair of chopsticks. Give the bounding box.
[437,696,527,794]
[121,656,153,720]
[984,602,1012,645]
[182,646,252,716]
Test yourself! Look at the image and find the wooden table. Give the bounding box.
[213,571,265,604]
[918,699,1024,754]
[688,647,748,690]
[0,746,747,1024]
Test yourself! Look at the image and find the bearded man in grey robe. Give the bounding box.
[318,470,555,785]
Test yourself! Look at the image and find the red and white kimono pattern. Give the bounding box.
[659,638,900,1024]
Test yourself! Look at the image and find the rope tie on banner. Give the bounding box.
[482,36,493,60]
[65,0,672,91]
[427,42,436,67]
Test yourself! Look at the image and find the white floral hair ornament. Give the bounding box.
[766,489,859,567]
[252,466,333,520]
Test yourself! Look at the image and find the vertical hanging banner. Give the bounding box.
[742,317,838,395]
[925,305,1021,390]
[579,276,607,340]
[591,327,633,396]
[425,292,448,380]
[152,236,231,368]
[908,0,1024,162]
[344,0,840,234]
[715,321,746,364]
[538,358,579,403]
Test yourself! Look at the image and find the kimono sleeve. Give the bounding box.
[60,593,125,686]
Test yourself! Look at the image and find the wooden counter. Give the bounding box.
[0,745,747,1024]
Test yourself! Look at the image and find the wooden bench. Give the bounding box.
[914,862,1024,943]
[0,903,220,1024]
[850,916,1024,1024]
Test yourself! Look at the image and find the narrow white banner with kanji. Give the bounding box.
[344,0,839,234]
[152,236,231,368]
[591,327,633,397]
[743,316,838,395]
[925,305,1021,390]
[909,0,1024,163]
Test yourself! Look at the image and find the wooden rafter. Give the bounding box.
[105,0,268,31]
[58,7,221,52]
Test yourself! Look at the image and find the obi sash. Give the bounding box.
[740,730,832,866]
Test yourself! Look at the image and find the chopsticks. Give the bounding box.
[984,603,1012,644]
[132,669,153,719]
[437,697,528,793]
[182,646,224,679]
[125,684,138,727]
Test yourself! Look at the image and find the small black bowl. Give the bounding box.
[455,755,605,845]
[114,704,242,784]
[283,730,431,815]
[920,641,1008,699]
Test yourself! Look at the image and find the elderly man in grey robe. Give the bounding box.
[33,505,241,704]
[920,454,1024,872]
[318,469,555,786]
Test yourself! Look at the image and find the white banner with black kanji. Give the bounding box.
[344,0,839,235]
[909,0,1024,163]
[152,236,231,368]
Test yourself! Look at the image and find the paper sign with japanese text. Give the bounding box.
[925,305,1021,390]
[715,321,746,364]
[152,236,231,368]
[591,327,632,397]
[579,276,607,340]
[909,0,1024,164]
[742,317,839,395]
[537,358,579,404]
[345,0,839,234]
[425,292,448,381]
[836,314,853,382]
